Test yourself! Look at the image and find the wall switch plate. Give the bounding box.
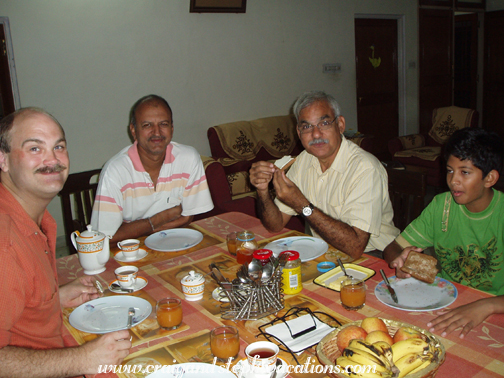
[323,63,341,73]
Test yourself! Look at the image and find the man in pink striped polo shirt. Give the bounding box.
[91,95,213,245]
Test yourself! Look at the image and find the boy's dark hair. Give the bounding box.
[444,127,504,177]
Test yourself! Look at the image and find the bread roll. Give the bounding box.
[274,155,296,171]
[400,252,438,284]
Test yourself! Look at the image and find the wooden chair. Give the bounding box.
[387,167,427,231]
[58,169,101,254]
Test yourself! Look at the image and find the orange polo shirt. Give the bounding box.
[0,183,64,349]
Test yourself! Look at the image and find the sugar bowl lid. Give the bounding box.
[181,270,205,285]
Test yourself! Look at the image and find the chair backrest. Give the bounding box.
[387,168,427,231]
[58,169,101,254]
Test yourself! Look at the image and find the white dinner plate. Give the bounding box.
[109,276,148,293]
[375,276,458,311]
[144,229,204,252]
[263,236,328,262]
[114,248,148,262]
[146,362,237,377]
[69,295,152,334]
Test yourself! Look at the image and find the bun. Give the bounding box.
[274,155,296,171]
[401,252,438,284]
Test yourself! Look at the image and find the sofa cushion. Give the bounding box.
[428,106,475,145]
[227,171,252,198]
[394,146,441,162]
[209,115,303,160]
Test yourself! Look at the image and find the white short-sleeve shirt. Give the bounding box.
[91,142,214,237]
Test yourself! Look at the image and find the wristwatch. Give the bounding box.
[301,203,314,217]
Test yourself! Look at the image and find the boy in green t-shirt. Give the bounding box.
[384,127,504,339]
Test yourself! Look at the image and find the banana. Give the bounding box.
[372,341,394,363]
[342,346,390,373]
[373,341,399,376]
[408,352,436,375]
[391,338,430,362]
[395,353,424,378]
[348,339,394,371]
[408,357,432,375]
[336,356,393,378]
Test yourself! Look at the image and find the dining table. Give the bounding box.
[57,212,504,378]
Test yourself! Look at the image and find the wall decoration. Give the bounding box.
[369,45,381,69]
[190,0,247,13]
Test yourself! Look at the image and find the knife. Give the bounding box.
[127,307,135,328]
[380,269,398,303]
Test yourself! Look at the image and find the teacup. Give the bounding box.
[245,341,279,374]
[115,265,138,289]
[117,239,140,260]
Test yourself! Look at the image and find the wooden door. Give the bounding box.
[454,13,478,110]
[419,9,453,135]
[355,18,398,160]
[0,24,15,118]
[483,10,504,140]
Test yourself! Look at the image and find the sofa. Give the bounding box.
[388,106,478,187]
[195,114,375,232]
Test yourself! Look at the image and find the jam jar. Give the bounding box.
[280,250,302,294]
[236,231,258,265]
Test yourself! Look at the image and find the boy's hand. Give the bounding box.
[427,299,494,338]
[389,246,423,278]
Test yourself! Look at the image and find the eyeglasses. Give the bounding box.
[297,117,337,134]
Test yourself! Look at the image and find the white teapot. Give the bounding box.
[71,225,111,275]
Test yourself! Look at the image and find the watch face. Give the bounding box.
[302,206,312,216]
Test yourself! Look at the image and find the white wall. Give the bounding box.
[0,0,418,239]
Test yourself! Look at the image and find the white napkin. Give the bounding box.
[265,314,335,353]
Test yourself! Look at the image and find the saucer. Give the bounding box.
[114,248,148,262]
[109,276,148,293]
[234,357,287,378]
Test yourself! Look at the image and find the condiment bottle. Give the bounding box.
[236,231,258,265]
[280,250,302,294]
[253,249,273,266]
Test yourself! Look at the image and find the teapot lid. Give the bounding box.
[181,270,205,285]
[78,225,105,241]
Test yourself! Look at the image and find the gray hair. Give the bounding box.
[0,107,64,153]
[292,91,341,122]
[129,94,172,128]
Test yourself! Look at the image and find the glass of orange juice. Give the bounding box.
[210,325,240,362]
[226,232,238,256]
[156,298,183,330]
[340,277,366,310]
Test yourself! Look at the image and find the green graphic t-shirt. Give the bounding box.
[397,189,504,295]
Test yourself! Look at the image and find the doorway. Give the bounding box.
[355,17,401,160]
[0,18,20,118]
[454,13,478,110]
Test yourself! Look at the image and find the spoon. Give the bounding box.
[237,269,252,284]
[261,262,274,283]
[337,258,351,278]
[270,358,283,378]
[247,259,263,283]
[111,283,134,293]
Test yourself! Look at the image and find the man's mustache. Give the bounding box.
[35,164,67,174]
[309,138,329,146]
[149,136,166,142]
